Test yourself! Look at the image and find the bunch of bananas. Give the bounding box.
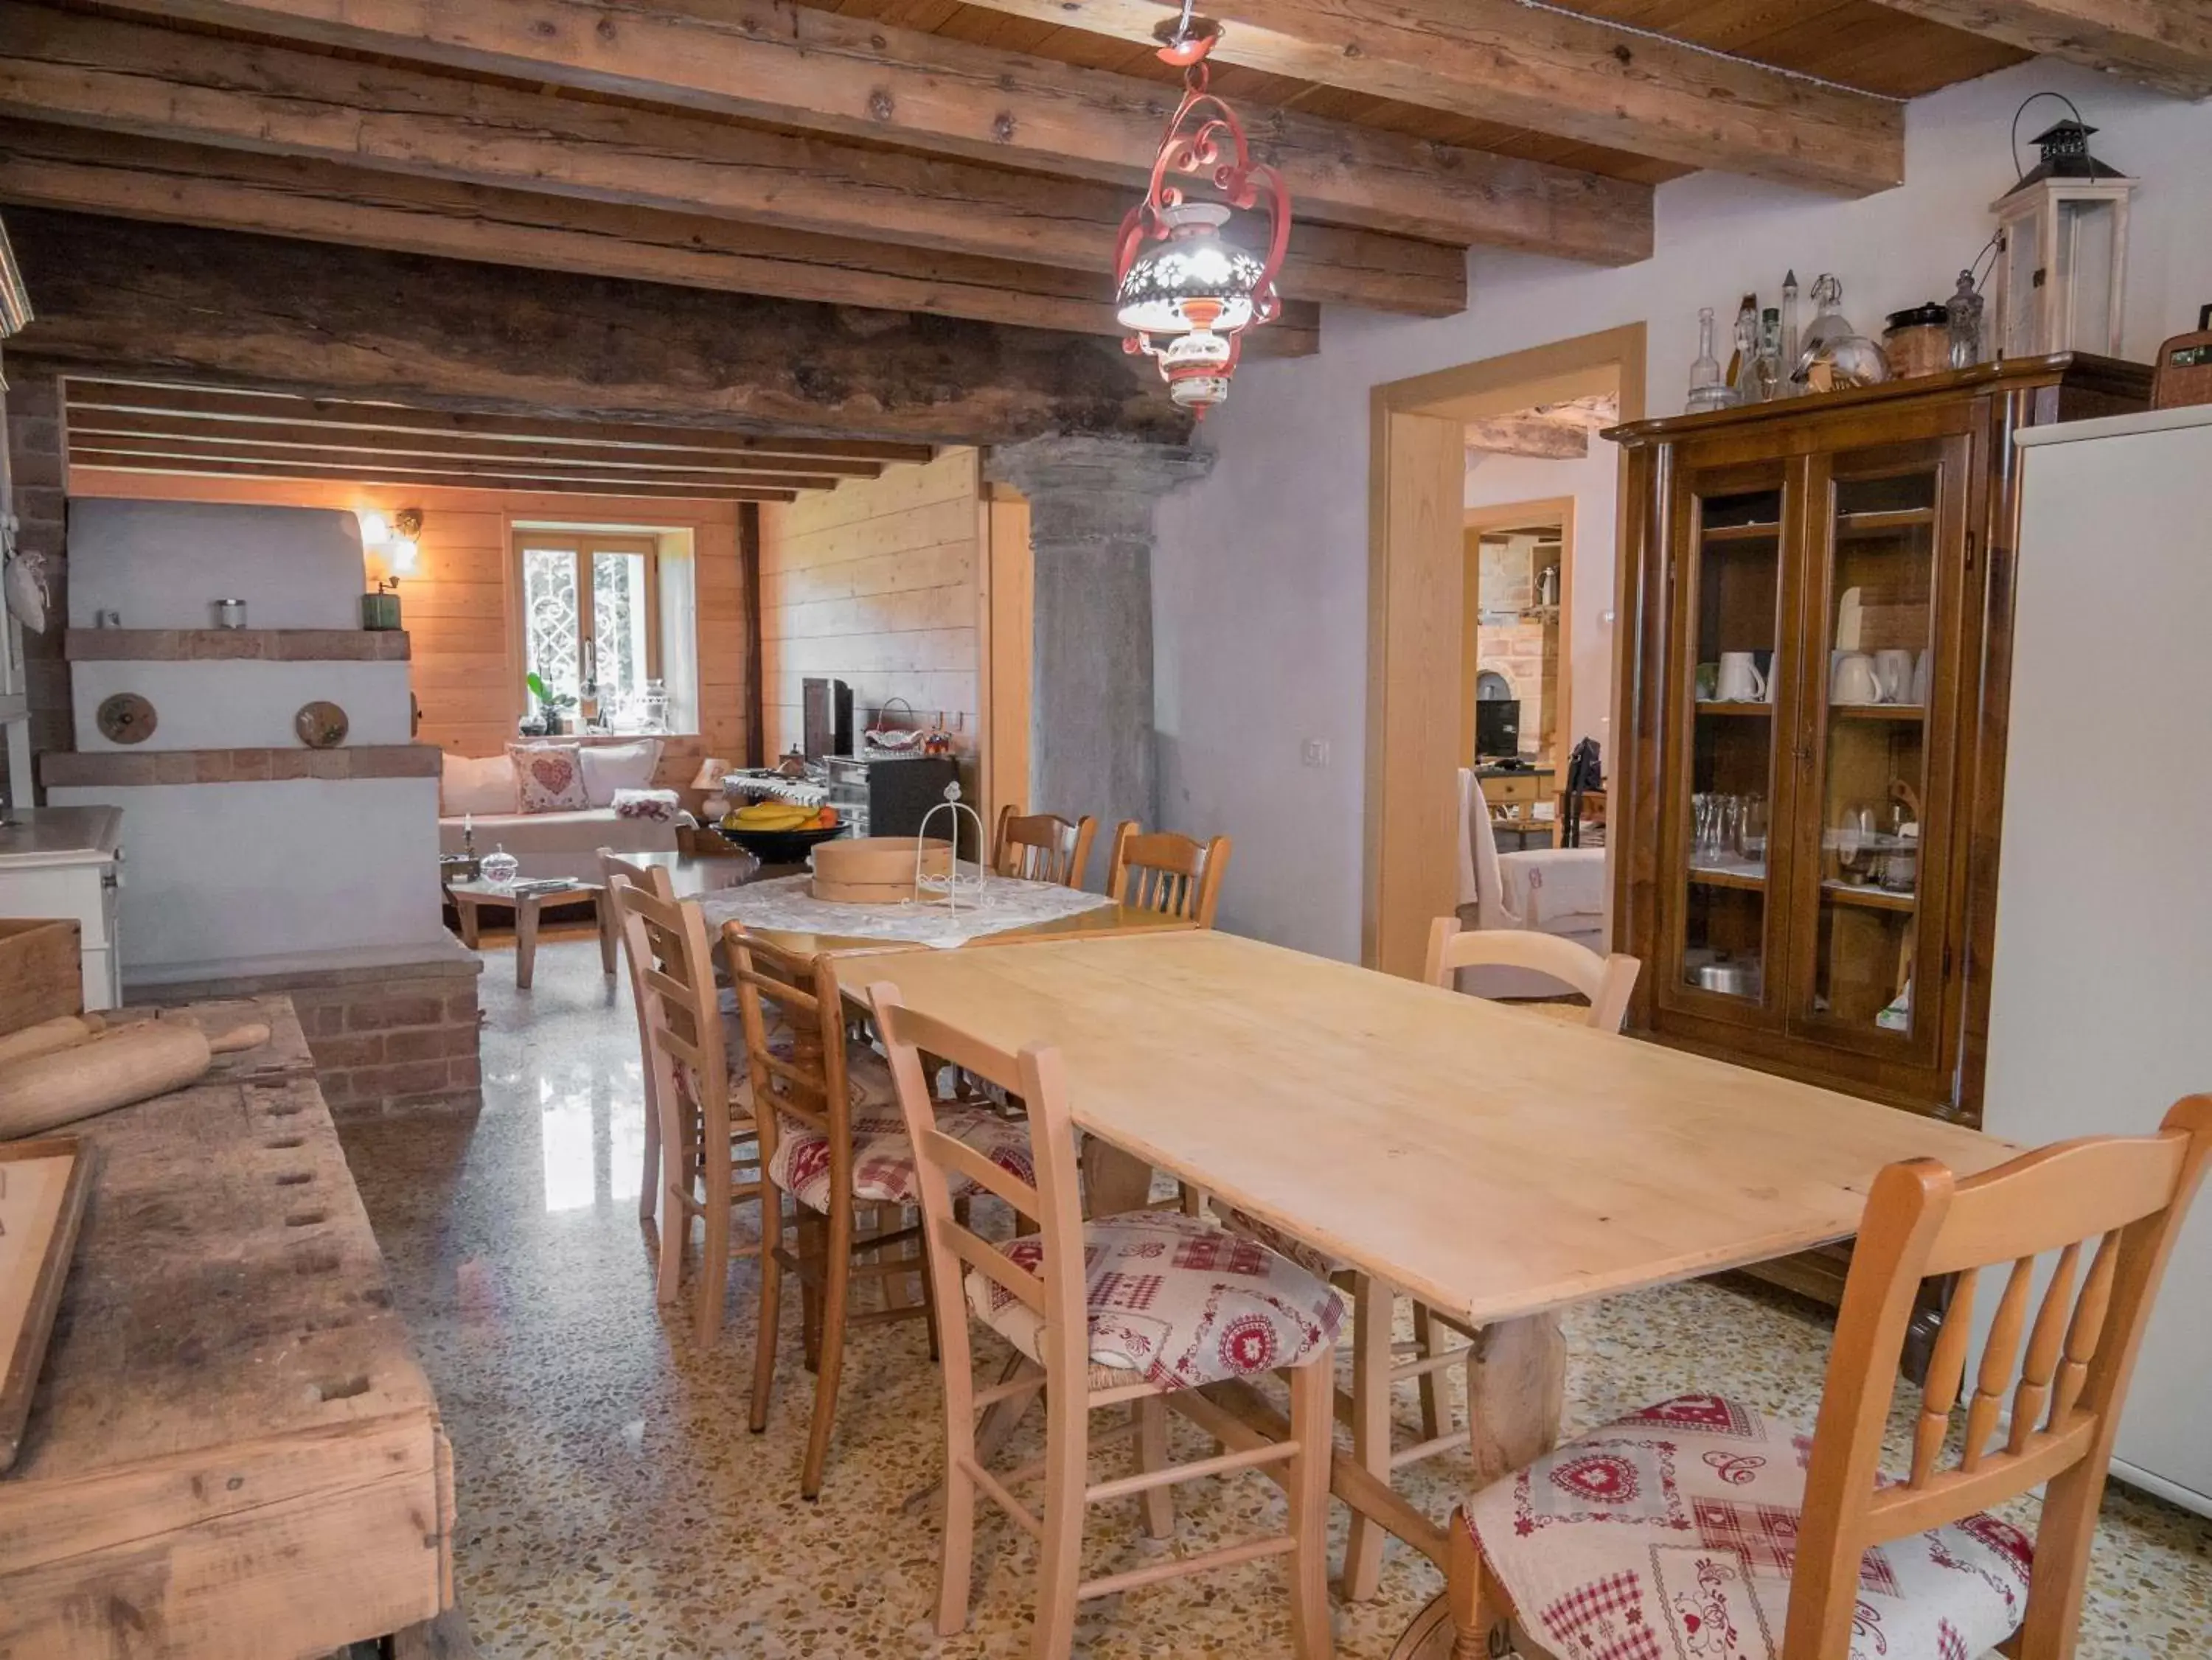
[721,798,838,832]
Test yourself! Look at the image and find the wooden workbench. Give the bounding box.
[0,997,456,1659]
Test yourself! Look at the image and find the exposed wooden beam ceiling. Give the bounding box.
[61,433,849,492]
[86,0,1652,265]
[10,210,1192,444]
[61,380,940,464]
[63,414,888,481]
[0,122,1332,351]
[1868,0,2212,98]
[0,5,1463,318]
[947,0,1906,196]
[69,451,805,500]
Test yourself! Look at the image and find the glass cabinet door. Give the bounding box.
[1785,436,1968,1063]
[1660,464,1798,1022]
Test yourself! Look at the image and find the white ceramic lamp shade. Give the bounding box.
[1114,203,1265,338]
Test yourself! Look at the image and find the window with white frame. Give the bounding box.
[514,529,698,733]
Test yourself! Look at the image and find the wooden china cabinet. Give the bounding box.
[1608,358,2148,1185]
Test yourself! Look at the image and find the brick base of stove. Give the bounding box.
[128,943,483,1117]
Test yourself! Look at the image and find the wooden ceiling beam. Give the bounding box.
[947,0,1906,198]
[70,451,804,499]
[60,408,892,478]
[1868,1,2212,99]
[0,5,1462,316]
[11,210,1192,445]
[61,380,942,462]
[0,124,1319,358]
[61,432,852,492]
[88,0,1650,265]
[1463,416,1589,461]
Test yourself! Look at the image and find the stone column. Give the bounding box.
[987,436,1211,838]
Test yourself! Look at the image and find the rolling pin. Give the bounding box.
[0,1019,271,1140]
[0,1012,109,1070]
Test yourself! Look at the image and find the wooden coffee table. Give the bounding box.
[445,876,616,990]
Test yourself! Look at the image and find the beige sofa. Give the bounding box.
[439,741,681,882]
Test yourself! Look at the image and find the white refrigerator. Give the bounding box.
[1988,403,2212,1518]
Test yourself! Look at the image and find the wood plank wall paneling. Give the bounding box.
[65,469,753,790]
[757,449,984,763]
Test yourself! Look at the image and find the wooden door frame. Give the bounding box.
[1461,495,1576,779]
[1364,324,1646,977]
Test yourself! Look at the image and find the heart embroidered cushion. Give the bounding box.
[507,742,591,813]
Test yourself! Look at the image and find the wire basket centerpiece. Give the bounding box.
[914,782,990,913]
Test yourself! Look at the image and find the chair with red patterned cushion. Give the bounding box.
[599,848,676,1227]
[869,980,1342,1660]
[1446,1095,2212,1660]
[611,880,765,1346]
[731,922,1037,1499]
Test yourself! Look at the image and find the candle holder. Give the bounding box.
[914,782,990,913]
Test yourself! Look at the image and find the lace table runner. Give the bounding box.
[697,871,1114,949]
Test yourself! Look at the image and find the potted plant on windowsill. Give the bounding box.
[521,671,577,737]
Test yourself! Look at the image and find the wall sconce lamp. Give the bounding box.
[358,506,424,630]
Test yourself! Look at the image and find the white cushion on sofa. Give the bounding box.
[439,808,678,883]
[581,739,663,807]
[442,751,518,815]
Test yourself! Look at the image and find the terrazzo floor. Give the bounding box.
[337,933,2211,1659]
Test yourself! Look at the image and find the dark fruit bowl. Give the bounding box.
[716,822,847,865]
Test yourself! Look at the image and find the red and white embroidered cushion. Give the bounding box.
[965,1210,1344,1391]
[769,1097,1036,1215]
[1462,1393,2033,1660]
[1217,1202,1344,1280]
[507,742,591,813]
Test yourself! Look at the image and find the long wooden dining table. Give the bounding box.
[863,927,2016,1567]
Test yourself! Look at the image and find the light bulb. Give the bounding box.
[355,508,390,548]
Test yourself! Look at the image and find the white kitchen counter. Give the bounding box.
[0,806,125,1008]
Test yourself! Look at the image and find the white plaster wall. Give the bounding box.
[1463,445,1620,763]
[46,779,443,972]
[67,499,366,628]
[72,662,414,749]
[58,497,443,974]
[1155,58,2212,961]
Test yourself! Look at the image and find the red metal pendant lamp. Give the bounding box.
[1114,3,1293,417]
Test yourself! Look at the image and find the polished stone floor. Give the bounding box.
[338,935,2211,1659]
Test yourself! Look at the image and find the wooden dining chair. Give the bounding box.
[1447,1095,2212,1660]
[599,848,677,1224]
[991,806,1098,889]
[1422,915,1640,1032]
[731,922,1040,1498]
[1221,916,1646,1600]
[610,879,765,1345]
[869,981,1342,1660]
[1105,821,1230,927]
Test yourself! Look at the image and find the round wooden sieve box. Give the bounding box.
[809,836,953,904]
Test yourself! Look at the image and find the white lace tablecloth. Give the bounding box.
[696,871,1114,949]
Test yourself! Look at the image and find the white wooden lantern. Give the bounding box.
[1991,120,2135,362]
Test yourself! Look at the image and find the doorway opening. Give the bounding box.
[1363,324,1645,977]
[1464,499,1570,853]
